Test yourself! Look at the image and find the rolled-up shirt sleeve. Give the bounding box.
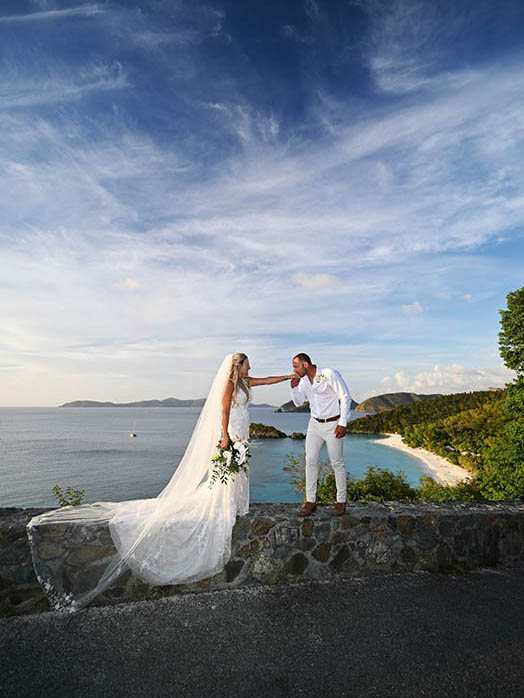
[327,369,352,426]
[290,380,307,407]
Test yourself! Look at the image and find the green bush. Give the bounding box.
[52,484,86,507]
[414,475,484,502]
[282,451,478,503]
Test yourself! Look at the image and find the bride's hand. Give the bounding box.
[220,436,229,449]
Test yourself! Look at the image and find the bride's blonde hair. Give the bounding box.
[230,353,250,402]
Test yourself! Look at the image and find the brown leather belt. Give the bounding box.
[314,414,340,423]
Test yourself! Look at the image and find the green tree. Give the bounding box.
[478,286,524,499]
[498,286,524,376]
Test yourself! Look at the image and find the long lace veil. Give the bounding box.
[26,353,235,613]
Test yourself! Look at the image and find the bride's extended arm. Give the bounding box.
[221,380,234,449]
[248,374,294,387]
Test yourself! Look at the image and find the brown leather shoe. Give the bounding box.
[331,501,346,516]
[299,501,317,517]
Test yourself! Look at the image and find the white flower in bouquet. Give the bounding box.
[209,436,251,488]
[233,440,248,464]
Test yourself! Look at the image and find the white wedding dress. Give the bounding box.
[26,354,251,613]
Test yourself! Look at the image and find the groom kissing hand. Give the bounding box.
[291,353,352,517]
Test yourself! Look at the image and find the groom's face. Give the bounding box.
[292,357,307,377]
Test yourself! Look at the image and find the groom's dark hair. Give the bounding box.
[293,352,312,364]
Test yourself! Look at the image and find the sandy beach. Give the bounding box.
[376,433,472,486]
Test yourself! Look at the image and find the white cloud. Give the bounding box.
[379,363,516,394]
[401,301,424,314]
[463,294,474,302]
[113,278,143,291]
[291,272,341,290]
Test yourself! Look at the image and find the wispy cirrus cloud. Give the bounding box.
[0,3,104,23]
[358,0,488,94]
[1,0,523,405]
[0,61,127,110]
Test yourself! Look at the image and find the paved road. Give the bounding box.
[2,564,524,698]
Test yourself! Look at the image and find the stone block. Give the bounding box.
[302,519,314,537]
[232,517,251,542]
[397,515,415,535]
[38,540,66,560]
[285,553,308,575]
[312,543,331,563]
[340,514,360,531]
[315,522,331,543]
[37,523,70,537]
[329,544,351,572]
[251,517,276,537]
[330,531,346,545]
[236,538,263,558]
[67,545,116,566]
[253,551,284,583]
[414,528,438,550]
[270,526,300,546]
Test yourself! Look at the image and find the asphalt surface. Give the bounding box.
[2,563,524,698]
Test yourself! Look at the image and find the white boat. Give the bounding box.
[130,420,137,438]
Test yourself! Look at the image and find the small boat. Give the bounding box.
[130,420,137,438]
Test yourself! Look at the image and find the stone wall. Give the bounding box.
[2,501,524,616]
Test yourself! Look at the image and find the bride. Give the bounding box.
[26,353,292,613]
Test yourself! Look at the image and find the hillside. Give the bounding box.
[276,392,441,414]
[347,389,508,475]
[355,392,441,413]
[347,390,504,434]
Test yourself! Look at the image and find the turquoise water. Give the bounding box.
[0,407,428,507]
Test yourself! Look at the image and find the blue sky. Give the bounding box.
[1,0,523,406]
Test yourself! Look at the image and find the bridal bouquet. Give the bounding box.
[209,437,251,488]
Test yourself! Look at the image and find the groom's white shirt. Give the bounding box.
[290,367,352,427]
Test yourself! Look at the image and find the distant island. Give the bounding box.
[60,398,275,408]
[61,391,444,413]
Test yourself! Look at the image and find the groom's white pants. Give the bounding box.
[305,417,347,503]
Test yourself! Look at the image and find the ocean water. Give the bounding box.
[0,407,429,507]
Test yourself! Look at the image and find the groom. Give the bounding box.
[290,353,352,516]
